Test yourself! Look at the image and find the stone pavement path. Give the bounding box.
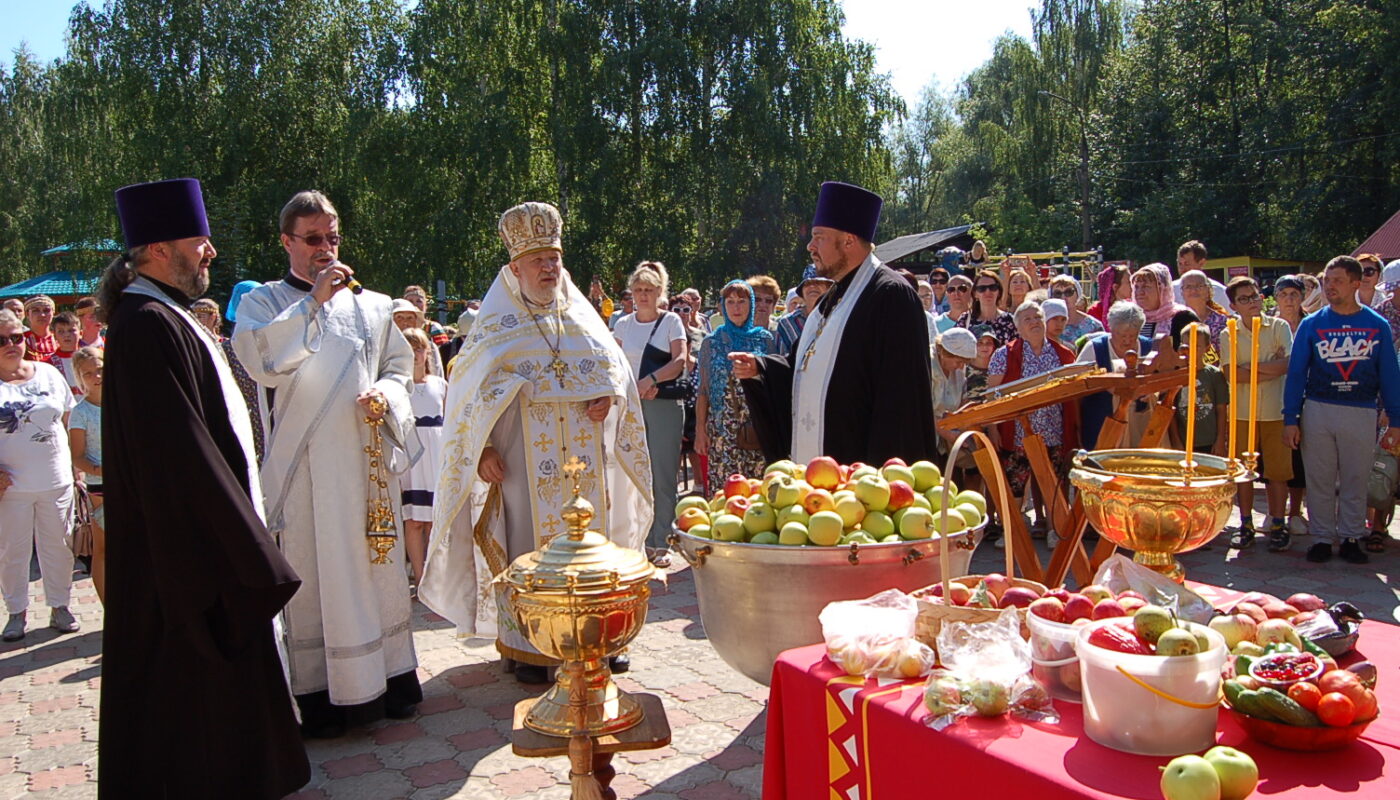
[1,508,1396,799]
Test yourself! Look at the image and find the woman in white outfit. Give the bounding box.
[399,327,448,590]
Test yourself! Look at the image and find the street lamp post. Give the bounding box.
[1039,90,1092,251]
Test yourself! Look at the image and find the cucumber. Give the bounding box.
[1232,689,1278,721]
[1256,687,1321,727]
[1222,680,1247,707]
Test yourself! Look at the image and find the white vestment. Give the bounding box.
[418,266,651,664]
[233,280,421,705]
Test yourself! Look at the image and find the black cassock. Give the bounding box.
[99,280,309,799]
[743,261,938,465]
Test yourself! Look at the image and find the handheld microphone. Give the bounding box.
[328,260,363,294]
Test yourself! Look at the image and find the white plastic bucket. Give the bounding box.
[1028,613,1083,703]
[1075,619,1225,756]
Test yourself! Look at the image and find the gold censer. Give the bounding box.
[363,395,397,564]
[502,458,657,737]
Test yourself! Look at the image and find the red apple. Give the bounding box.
[1045,588,1071,602]
[1233,602,1268,625]
[982,573,1013,602]
[1029,597,1066,623]
[724,495,751,516]
[882,457,907,468]
[1064,594,1094,622]
[886,480,916,511]
[723,473,750,498]
[1072,617,1093,627]
[1080,584,1112,604]
[948,583,972,606]
[1261,601,1300,620]
[802,488,836,515]
[1116,590,1146,602]
[676,507,709,531]
[746,478,764,496]
[1092,598,1126,620]
[1000,587,1041,609]
[1238,592,1280,608]
[1286,593,1326,612]
[805,456,842,490]
[1119,597,1147,615]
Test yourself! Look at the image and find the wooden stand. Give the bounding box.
[511,693,672,800]
[940,367,1187,588]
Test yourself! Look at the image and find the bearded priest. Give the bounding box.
[733,181,938,465]
[418,202,652,685]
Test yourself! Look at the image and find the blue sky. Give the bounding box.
[1,0,1038,107]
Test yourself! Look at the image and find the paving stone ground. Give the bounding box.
[1,486,1396,799]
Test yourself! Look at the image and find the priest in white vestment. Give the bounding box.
[418,202,651,685]
[232,190,422,737]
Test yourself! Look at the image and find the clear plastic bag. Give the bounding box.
[923,609,1059,730]
[820,589,934,679]
[1093,554,1214,624]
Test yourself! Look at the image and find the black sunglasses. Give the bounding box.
[287,232,342,247]
[1363,267,1379,277]
[946,285,970,294]
[975,284,1000,293]
[929,278,948,285]
[0,333,24,346]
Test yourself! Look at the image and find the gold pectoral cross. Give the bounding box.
[548,356,568,387]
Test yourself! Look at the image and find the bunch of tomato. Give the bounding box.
[1284,669,1378,727]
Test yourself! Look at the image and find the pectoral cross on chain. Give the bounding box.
[547,357,568,388]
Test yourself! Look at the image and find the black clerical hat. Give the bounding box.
[811,181,883,243]
[114,178,211,249]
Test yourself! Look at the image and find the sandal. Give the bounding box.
[1229,527,1255,550]
[1365,530,1387,553]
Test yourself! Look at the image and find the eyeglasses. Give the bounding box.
[975,284,1000,293]
[929,278,948,285]
[0,333,24,346]
[1050,288,1077,298]
[755,297,777,307]
[1181,282,1208,291]
[1233,293,1261,303]
[287,232,342,247]
[946,285,970,294]
[1363,267,1379,277]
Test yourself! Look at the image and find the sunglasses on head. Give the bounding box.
[0,333,24,347]
[288,232,342,247]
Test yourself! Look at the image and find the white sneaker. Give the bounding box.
[1288,515,1309,537]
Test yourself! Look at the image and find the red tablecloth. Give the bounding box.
[763,585,1400,800]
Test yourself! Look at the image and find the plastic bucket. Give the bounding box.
[1028,613,1082,703]
[1075,619,1225,755]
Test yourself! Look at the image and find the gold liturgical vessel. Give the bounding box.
[502,459,657,737]
[364,395,398,564]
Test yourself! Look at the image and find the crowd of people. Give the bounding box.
[0,175,1397,798]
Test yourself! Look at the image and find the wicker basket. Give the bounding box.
[911,430,1049,652]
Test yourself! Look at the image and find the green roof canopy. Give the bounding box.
[0,270,101,299]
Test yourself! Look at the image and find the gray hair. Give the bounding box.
[1014,300,1043,318]
[0,309,20,329]
[1106,300,1146,332]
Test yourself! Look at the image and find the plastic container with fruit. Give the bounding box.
[1076,617,1227,756]
[668,455,986,684]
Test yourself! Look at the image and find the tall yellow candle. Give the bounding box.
[1248,315,1261,454]
[1185,322,1198,473]
[1226,317,1238,462]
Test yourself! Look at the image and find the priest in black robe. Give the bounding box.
[97,179,309,799]
[735,182,937,465]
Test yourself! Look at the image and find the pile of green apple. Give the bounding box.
[1160,747,1258,800]
[673,456,987,546]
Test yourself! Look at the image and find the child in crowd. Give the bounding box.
[400,328,447,593]
[50,312,83,397]
[1172,323,1228,458]
[68,346,105,603]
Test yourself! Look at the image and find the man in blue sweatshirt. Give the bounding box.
[1283,255,1400,564]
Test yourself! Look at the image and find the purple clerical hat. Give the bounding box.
[114,178,211,249]
[811,181,882,243]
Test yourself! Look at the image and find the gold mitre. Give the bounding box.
[499,202,563,261]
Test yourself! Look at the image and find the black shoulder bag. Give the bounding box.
[639,314,690,400]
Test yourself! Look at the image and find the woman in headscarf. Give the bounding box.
[695,280,772,493]
[1131,263,1189,341]
[1089,264,1130,325]
[1178,269,1232,354]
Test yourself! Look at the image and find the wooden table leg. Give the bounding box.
[593,752,617,800]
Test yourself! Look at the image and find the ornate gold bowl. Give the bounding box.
[502,482,656,737]
[1070,449,1248,582]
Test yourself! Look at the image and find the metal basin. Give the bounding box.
[1070,448,1246,582]
[668,524,983,685]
